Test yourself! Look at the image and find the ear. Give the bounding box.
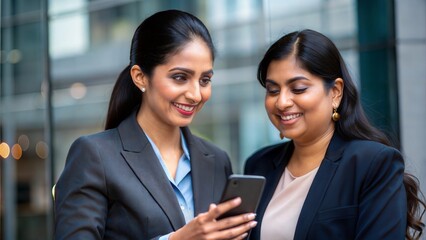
[130,65,148,91]
[331,78,344,108]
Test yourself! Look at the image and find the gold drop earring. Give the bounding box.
[332,108,340,122]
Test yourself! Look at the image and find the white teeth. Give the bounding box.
[174,103,195,112]
[281,113,302,121]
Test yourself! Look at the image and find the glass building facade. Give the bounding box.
[1,0,425,239]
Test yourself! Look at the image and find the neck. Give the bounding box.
[136,108,183,179]
[288,127,334,177]
[136,109,181,152]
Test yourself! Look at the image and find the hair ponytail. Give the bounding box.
[105,65,141,130]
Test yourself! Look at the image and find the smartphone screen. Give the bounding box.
[217,174,266,220]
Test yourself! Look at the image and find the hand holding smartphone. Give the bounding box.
[217,174,266,220]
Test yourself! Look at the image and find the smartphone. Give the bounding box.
[217,174,266,220]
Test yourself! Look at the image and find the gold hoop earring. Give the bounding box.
[332,108,340,122]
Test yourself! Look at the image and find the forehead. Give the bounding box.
[267,57,309,79]
[165,38,213,64]
[265,57,328,88]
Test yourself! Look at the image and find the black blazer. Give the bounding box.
[54,112,232,239]
[245,133,407,240]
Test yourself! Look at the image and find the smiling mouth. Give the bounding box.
[173,102,196,113]
[280,113,303,121]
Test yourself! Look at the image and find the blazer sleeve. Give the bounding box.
[355,146,406,239]
[54,136,108,240]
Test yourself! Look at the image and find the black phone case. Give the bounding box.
[218,174,265,219]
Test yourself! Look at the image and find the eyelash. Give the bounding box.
[266,88,279,95]
[172,74,187,82]
[266,87,308,95]
[200,78,211,87]
[292,87,307,94]
[172,74,211,87]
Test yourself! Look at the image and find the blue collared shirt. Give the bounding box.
[145,131,194,240]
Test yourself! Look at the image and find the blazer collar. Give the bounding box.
[294,133,347,239]
[323,132,346,162]
[117,112,186,230]
[117,112,217,226]
[273,140,294,168]
[251,141,293,239]
[275,133,346,166]
[181,127,216,215]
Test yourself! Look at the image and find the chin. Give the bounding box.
[176,119,193,127]
[279,130,297,140]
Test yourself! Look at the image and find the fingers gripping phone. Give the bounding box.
[217,174,266,220]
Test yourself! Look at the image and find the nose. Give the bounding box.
[275,90,293,110]
[185,81,202,104]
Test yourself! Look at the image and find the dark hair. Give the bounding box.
[105,9,215,130]
[257,29,425,239]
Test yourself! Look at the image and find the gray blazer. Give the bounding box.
[54,112,232,239]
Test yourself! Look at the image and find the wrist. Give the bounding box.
[168,231,176,240]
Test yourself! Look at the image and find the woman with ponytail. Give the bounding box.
[55,10,256,240]
[245,29,425,239]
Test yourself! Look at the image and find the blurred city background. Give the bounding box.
[1,0,425,239]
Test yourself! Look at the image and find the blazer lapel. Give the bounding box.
[294,134,346,240]
[251,142,293,240]
[181,127,215,215]
[118,112,186,230]
[258,142,292,216]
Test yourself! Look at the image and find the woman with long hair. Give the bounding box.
[55,10,256,240]
[245,29,425,239]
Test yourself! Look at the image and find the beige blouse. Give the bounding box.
[261,167,319,240]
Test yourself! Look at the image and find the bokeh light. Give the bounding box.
[7,49,22,64]
[0,142,11,159]
[11,144,23,160]
[70,82,87,99]
[36,141,49,159]
[18,134,30,151]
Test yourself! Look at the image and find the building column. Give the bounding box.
[357,0,400,147]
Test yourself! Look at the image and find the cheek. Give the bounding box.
[201,87,212,103]
[264,97,276,114]
[302,94,333,121]
[162,85,185,103]
[299,88,328,110]
[152,80,176,100]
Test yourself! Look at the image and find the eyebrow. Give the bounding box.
[265,76,308,85]
[170,67,214,75]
